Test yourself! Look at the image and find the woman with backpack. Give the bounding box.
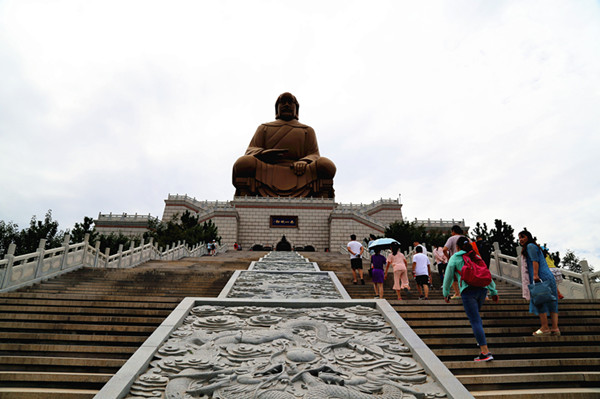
[518,230,560,336]
[443,236,499,362]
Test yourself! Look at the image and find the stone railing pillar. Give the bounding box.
[60,234,71,270]
[117,244,124,268]
[515,245,522,281]
[104,247,110,268]
[1,243,17,289]
[93,241,101,267]
[580,260,593,299]
[128,241,135,267]
[34,239,47,278]
[493,242,503,278]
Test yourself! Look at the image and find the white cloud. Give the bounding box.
[1,0,599,266]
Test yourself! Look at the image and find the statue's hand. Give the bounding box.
[257,149,286,163]
[292,161,307,176]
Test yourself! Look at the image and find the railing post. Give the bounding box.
[493,242,503,278]
[128,241,135,267]
[60,234,71,270]
[139,238,146,262]
[1,244,16,289]
[83,233,90,265]
[104,247,111,268]
[515,245,522,282]
[580,260,593,299]
[34,239,47,278]
[117,244,124,268]
[93,241,101,267]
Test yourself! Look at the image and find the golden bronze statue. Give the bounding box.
[232,92,336,198]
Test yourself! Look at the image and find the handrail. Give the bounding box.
[0,234,212,293]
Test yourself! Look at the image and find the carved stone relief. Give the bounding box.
[226,271,342,299]
[125,304,446,399]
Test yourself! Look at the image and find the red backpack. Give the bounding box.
[458,250,492,287]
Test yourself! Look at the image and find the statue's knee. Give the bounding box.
[316,157,336,179]
[233,155,257,178]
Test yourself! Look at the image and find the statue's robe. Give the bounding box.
[233,119,335,197]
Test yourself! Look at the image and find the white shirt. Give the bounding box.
[347,241,363,259]
[414,244,427,257]
[412,253,430,276]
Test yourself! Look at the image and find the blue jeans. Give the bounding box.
[461,287,488,347]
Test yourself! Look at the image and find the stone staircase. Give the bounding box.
[0,253,259,399]
[1,251,599,398]
[308,252,600,399]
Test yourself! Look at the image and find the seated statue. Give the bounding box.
[232,92,336,198]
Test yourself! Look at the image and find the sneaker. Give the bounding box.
[418,296,424,300]
[474,352,493,362]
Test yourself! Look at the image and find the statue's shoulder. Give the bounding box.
[262,120,311,129]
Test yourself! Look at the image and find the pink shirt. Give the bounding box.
[387,252,408,272]
[433,247,448,263]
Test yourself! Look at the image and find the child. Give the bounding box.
[412,246,431,300]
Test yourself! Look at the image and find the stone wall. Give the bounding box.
[234,197,335,251]
[329,212,386,251]
[94,213,158,238]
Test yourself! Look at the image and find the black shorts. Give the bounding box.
[415,275,430,286]
[350,258,363,270]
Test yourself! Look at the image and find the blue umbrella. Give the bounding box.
[368,238,400,250]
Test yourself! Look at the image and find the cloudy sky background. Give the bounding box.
[1,0,599,266]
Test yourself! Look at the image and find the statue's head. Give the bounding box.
[275,92,299,121]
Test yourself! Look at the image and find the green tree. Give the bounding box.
[561,250,581,272]
[14,210,65,256]
[70,216,99,245]
[470,222,491,241]
[384,220,449,251]
[0,220,20,258]
[489,219,518,256]
[97,233,134,255]
[143,211,220,250]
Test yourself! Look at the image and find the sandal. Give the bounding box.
[532,329,551,336]
[551,330,561,336]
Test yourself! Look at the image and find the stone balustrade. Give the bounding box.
[0,234,209,293]
[341,242,599,300]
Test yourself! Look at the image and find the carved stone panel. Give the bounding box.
[125,304,447,399]
[225,271,343,299]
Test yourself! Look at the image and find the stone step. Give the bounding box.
[0,388,97,399]
[0,313,165,325]
[472,387,600,399]
[0,332,146,344]
[422,334,600,347]
[433,346,598,359]
[446,358,600,378]
[0,355,124,372]
[458,371,600,386]
[0,371,112,383]
[412,325,600,337]
[0,298,178,309]
[0,321,156,334]
[0,305,173,317]
[0,343,137,357]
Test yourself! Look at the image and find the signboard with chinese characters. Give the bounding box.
[270,216,298,228]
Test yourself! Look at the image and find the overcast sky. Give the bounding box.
[1,0,598,266]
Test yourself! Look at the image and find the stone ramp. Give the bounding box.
[0,252,261,399]
[308,252,600,398]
